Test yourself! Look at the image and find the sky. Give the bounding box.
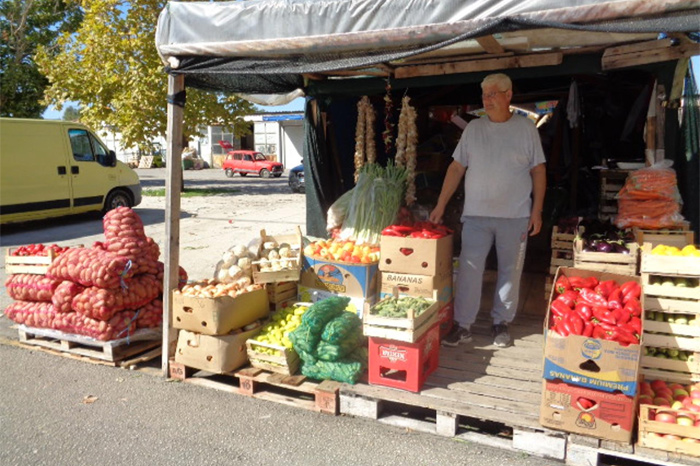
[42,56,699,120]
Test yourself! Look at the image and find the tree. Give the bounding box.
[62,105,80,121]
[36,0,254,151]
[0,0,82,118]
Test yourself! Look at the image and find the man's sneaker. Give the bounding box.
[442,325,472,347]
[492,323,511,348]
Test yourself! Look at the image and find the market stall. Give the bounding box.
[151,0,700,462]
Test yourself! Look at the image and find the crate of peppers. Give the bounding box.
[543,267,643,396]
[379,221,453,276]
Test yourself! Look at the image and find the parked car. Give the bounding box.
[221,150,283,178]
[288,164,305,193]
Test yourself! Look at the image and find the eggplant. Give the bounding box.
[612,243,630,254]
[596,241,613,253]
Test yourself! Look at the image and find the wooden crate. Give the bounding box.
[265,281,298,303]
[573,239,639,275]
[363,298,439,343]
[641,273,700,301]
[5,248,58,275]
[638,403,700,457]
[640,354,700,377]
[635,227,694,249]
[641,243,700,276]
[246,339,300,375]
[551,225,579,250]
[252,226,303,284]
[644,295,700,314]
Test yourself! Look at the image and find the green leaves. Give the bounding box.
[35,0,254,149]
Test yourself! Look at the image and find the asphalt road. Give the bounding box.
[0,168,557,466]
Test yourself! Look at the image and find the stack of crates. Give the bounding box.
[545,226,576,300]
[598,169,630,223]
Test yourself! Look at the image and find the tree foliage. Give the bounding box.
[36,0,254,150]
[0,0,82,118]
[62,105,80,121]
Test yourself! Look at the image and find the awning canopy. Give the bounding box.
[155,0,700,94]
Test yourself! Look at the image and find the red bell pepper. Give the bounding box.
[582,321,594,337]
[579,288,608,307]
[594,280,617,299]
[553,321,570,337]
[612,308,631,325]
[606,287,623,310]
[574,303,593,321]
[620,281,641,304]
[592,326,608,340]
[612,327,639,346]
[629,316,642,336]
[566,313,584,335]
[623,298,642,317]
[554,275,573,294]
[592,306,617,325]
[555,290,578,308]
[550,300,572,318]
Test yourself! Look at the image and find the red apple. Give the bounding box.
[655,388,674,400]
[641,386,655,397]
[651,380,669,392]
[672,401,684,410]
[688,404,700,413]
[674,389,690,398]
[675,394,691,405]
[639,395,654,405]
[655,410,677,423]
[694,419,700,427]
[691,390,700,400]
[669,383,686,392]
[654,397,672,407]
[677,413,695,426]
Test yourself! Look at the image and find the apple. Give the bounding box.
[669,383,686,391]
[691,390,700,400]
[655,389,674,402]
[639,395,654,405]
[651,380,669,392]
[654,397,672,407]
[688,404,700,413]
[672,401,685,410]
[655,410,677,423]
[676,395,691,405]
[695,419,700,427]
[677,413,695,426]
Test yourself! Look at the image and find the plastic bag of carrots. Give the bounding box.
[615,163,686,229]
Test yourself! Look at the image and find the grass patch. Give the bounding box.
[143,187,240,197]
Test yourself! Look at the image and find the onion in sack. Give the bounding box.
[231,244,249,258]
[237,257,252,270]
[217,268,232,283]
[228,265,244,281]
[222,250,238,266]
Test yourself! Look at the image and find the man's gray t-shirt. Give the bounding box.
[452,114,545,219]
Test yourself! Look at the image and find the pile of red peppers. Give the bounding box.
[381,221,453,239]
[550,275,642,346]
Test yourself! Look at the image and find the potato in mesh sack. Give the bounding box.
[135,298,163,329]
[46,247,133,288]
[52,281,86,313]
[103,206,146,241]
[156,261,189,290]
[4,301,58,329]
[320,310,361,344]
[71,274,161,321]
[53,310,137,341]
[5,274,61,302]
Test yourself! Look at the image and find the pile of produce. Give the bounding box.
[577,224,634,254]
[250,303,310,354]
[289,296,367,384]
[10,243,70,257]
[370,296,433,318]
[549,275,642,345]
[303,239,380,264]
[255,240,300,272]
[647,276,700,288]
[644,345,696,362]
[214,244,255,284]
[651,244,700,257]
[381,221,452,239]
[3,207,185,341]
[646,311,699,325]
[176,279,262,299]
[638,379,700,442]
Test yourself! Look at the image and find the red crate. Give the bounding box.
[438,300,454,340]
[368,324,440,393]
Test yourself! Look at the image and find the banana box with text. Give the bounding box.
[540,379,637,443]
[379,233,452,276]
[297,284,377,318]
[543,267,643,397]
[301,256,379,299]
[379,270,453,308]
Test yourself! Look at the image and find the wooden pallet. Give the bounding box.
[17,326,162,368]
[168,360,341,414]
[566,433,700,466]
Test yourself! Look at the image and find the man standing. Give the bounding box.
[429,73,546,348]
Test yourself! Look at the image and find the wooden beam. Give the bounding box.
[394,52,562,79]
[603,38,673,57]
[162,73,184,378]
[320,69,389,77]
[399,51,514,66]
[476,35,506,54]
[602,41,700,70]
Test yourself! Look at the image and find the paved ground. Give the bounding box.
[0,168,560,465]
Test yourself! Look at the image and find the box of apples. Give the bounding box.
[638,378,700,456]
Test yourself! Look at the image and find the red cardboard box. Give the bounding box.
[540,379,637,443]
[438,300,454,339]
[368,324,440,393]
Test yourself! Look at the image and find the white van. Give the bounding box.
[0,118,142,224]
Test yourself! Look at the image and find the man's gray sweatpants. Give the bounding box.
[454,216,529,328]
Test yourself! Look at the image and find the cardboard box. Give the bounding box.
[173,287,269,335]
[297,285,376,318]
[540,379,636,443]
[301,256,379,299]
[379,270,452,308]
[174,326,261,374]
[543,267,642,397]
[379,234,453,276]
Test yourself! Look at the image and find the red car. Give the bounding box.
[219,141,284,178]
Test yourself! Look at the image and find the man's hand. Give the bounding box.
[528,211,542,236]
[429,205,445,224]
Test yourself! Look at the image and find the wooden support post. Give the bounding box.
[655,83,666,163]
[162,73,185,377]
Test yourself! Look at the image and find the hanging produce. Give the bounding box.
[353,96,377,182]
[382,80,394,154]
[395,95,418,206]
